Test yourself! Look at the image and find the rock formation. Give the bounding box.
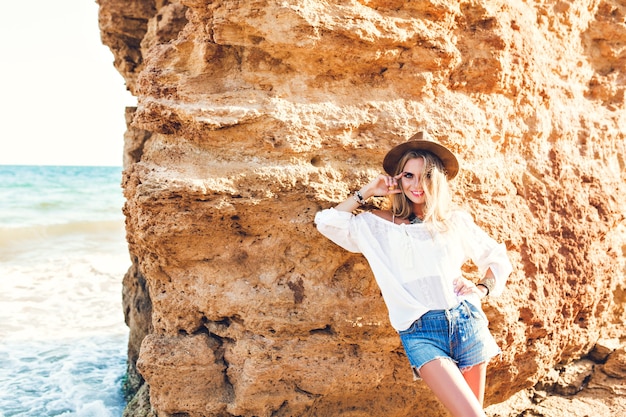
[98,1,626,416]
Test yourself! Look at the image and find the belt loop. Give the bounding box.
[446,306,454,340]
[461,300,472,316]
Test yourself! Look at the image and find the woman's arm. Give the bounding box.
[334,174,402,212]
[455,211,513,297]
[454,268,495,299]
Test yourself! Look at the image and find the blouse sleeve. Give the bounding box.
[314,208,362,253]
[455,211,512,297]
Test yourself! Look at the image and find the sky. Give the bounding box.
[0,0,136,166]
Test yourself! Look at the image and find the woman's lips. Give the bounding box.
[411,190,424,197]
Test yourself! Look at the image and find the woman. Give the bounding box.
[314,133,512,417]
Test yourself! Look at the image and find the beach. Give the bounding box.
[0,165,129,416]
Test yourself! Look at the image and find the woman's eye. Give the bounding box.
[403,173,413,179]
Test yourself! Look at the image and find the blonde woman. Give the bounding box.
[314,133,512,417]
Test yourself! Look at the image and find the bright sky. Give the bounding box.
[0,0,136,166]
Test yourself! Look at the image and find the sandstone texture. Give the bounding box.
[98,1,626,416]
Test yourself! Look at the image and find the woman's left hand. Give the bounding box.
[453,277,486,298]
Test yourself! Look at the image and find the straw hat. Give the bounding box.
[382,132,459,179]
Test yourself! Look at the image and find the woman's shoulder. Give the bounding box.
[450,209,475,222]
[369,209,411,225]
[370,209,393,222]
[446,209,477,230]
[450,208,472,219]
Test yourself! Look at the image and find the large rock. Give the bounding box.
[98,1,626,416]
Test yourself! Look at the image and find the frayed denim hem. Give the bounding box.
[410,351,502,381]
[411,356,458,381]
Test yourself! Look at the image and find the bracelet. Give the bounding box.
[353,190,366,205]
[476,283,490,296]
[477,276,495,296]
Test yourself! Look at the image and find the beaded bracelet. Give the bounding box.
[353,190,366,205]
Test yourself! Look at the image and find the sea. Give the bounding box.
[0,165,130,417]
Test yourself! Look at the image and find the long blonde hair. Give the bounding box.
[388,151,453,231]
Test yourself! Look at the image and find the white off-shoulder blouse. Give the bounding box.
[314,208,513,331]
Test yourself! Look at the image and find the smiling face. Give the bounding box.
[400,157,427,207]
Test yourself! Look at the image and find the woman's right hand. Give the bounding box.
[361,174,404,199]
[333,173,403,213]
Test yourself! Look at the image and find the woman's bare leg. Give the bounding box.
[462,362,487,405]
[419,359,487,417]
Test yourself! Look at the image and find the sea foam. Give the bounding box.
[0,165,130,416]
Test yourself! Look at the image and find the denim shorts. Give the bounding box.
[398,300,501,379]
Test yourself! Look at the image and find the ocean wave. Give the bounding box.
[0,220,125,249]
[0,336,127,417]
